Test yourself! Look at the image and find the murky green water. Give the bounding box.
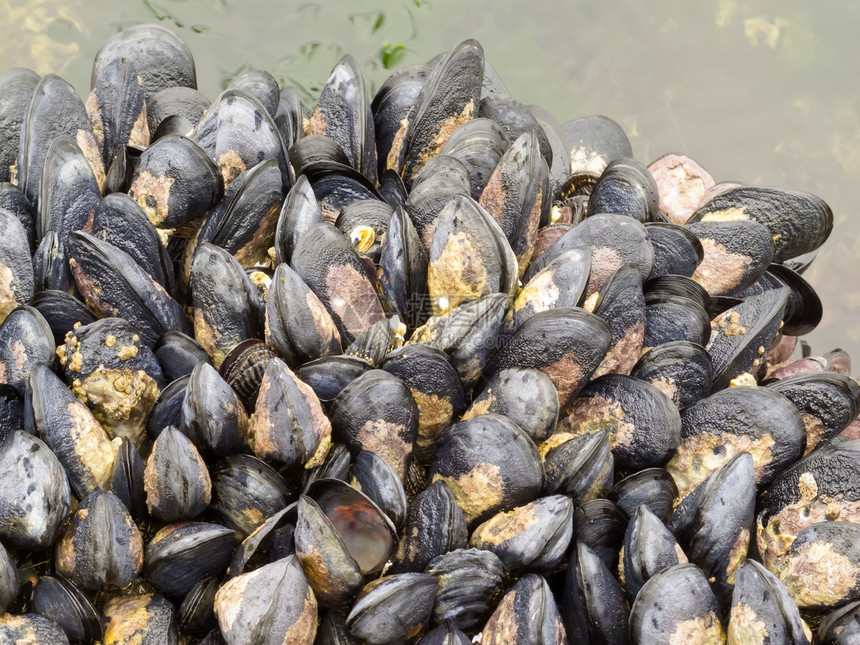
[2,0,859,362]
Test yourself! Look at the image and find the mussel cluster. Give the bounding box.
[0,22,858,645]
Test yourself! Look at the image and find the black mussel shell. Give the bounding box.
[0,384,23,441]
[430,413,543,529]
[218,339,275,408]
[0,207,35,323]
[572,498,629,574]
[330,369,418,481]
[667,386,805,499]
[0,540,18,614]
[227,69,280,117]
[273,173,323,265]
[588,157,660,223]
[32,231,73,293]
[479,94,553,165]
[299,354,373,406]
[611,468,678,522]
[390,479,468,574]
[378,204,428,327]
[350,450,407,528]
[401,39,484,185]
[0,68,39,184]
[144,425,211,523]
[644,221,703,279]
[55,489,144,593]
[154,331,211,382]
[769,263,823,336]
[210,453,292,537]
[101,592,180,645]
[687,219,773,297]
[181,361,249,458]
[145,522,236,597]
[438,117,511,200]
[542,430,614,505]
[561,114,632,178]
[346,573,438,644]
[481,573,567,645]
[643,293,711,349]
[372,65,429,180]
[558,374,681,471]
[561,542,630,645]
[0,613,70,644]
[146,374,189,440]
[214,555,317,645]
[818,599,860,644]
[630,341,713,410]
[417,623,471,645]
[592,263,646,377]
[108,436,146,519]
[31,575,101,643]
[425,548,506,631]
[30,290,97,347]
[462,368,559,444]
[470,494,573,573]
[177,577,220,637]
[620,504,687,601]
[629,563,725,644]
[228,501,298,577]
[0,305,53,396]
[689,185,832,262]
[405,156,471,247]
[146,86,210,135]
[0,182,37,252]
[727,558,810,645]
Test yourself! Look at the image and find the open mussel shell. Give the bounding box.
[588,157,660,223]
[210,453,292,537]
[329,369,418,481]
[620,504,687,601]
[0,208,35,324]
[687,219,773,296]
[129,134,221,229]
[427,194,517,316]
[101,592,179,645]
[592,264,646,377]
[0,306,53,396]
[573,498,629,573]
[507,248,590,334]
[146,86,209,135]
[0,541,17,614]
[291,222,385,344]
[669,452,756,610]
[561,542,630,645]
[818,599,860,644]
[56,489,143,593]
[145,522,236,597]
[30,575,101,643]
[766,371,860,453]
[410,292,507,392]
[350,450,407,528]
[0,68,39,183]
[425,548,506,631]
[772,521,860,610]
[611,468,678,522]
[484,307,611,410]
[561,114,632,178]
[541,430,614,505]
[630,341,713,410]
[707,286,790,390]
[0,431,71,549]
[629,563,725,644]
[645,222,703,279]
[144,425,211,523]
[92,23,196,97]
[308,54,377,185]
[689,185,833,262]
[390,479,468,574]
[30,363,118,498]
[181,361,249,458]
[462,368,558,444]
[429,414,543,529]
[346,573,438,644]
[401,39,484,185]
[68,231,192,346]
[438,118,511,200]
[194,89,291,189]
[0,613,70,644]
[228,502,297,578]
[481,573,567,645]
[215,555,317,645]
[757,440,860,572]
[470,494,573,573]
[191,243,261,368]
[668,385,805,499]
[381,344,465,463]
[727,558,811,645]
[17,74,103,208]
[558,373,681,471]
[647,153,715,224]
